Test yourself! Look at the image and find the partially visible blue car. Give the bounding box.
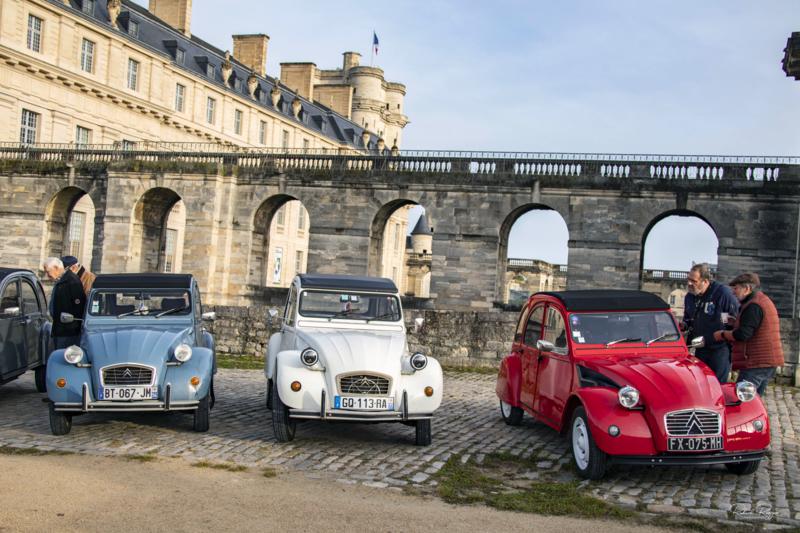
[46,273,216,435]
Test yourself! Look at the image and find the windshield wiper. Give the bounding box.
[155,305,188,318]
[329,309,356,321]
[605,337,642,347]
[645,333,678,346]
[366,312,397,323]
[117,308,148,318]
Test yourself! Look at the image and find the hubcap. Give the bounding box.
[500,400,512,418]
[572,417,590,470]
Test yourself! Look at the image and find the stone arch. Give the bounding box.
[43,187,94,264]
[640,209,719,278]
[249,194,311,288]
[496,203,569,304]
[129,187,182,272]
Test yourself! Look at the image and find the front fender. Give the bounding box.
[573,388,657,456]
[275,350,325,410]
[722,384,771,451]
[165,347,214,400]
[495,353,521,406]
[265,332,283,380]
[46,349,91,403]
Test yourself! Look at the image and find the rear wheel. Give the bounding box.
[415,419,432,446]
[48,403,72,436]
[499,399,523,426]
[271,375,296,442]
[193,393,210,432]
[570,406,608,480]
[725,459,761,475]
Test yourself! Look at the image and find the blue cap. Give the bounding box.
[61,256,79,268]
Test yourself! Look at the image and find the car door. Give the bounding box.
[519,304,545,410]
[0,279,26,377]
[19,277,45,367]
[533,305,573,428]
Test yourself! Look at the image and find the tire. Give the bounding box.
[48,403,72,436]
[34,364,47,393]
[499,399,523,426]
[570,406,608,480]
[209,378,216,410]
[271,375,296,442]
[415,419,432,446]
[725,459,761,475]
[266,379,273,410]
[193,393,211,432]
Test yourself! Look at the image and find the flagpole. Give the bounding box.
[370,29,374,66]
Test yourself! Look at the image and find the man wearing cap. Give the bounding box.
[42,257,86,349]
[713,273,784,395]
[61,255,95,296]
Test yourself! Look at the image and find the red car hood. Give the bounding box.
[580,353,725,413]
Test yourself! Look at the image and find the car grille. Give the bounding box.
[665,409,721,436]
[102,365,154,386]
[338,374,390,395]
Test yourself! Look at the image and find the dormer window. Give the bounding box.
[176,48,185,65]
[206,64,215,79]
[234,78,242,92]
[128,20,139,38]
[82,0,95,15]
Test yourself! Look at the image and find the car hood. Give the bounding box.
[580,354,724,412]
[82,325,193,369]
[295,328,406,376]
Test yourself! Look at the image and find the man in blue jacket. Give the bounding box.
[682,263,739,382]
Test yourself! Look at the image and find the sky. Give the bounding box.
[135,0,798,269]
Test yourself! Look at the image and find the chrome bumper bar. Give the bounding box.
[289,388,432,422]
[53,382,199,412]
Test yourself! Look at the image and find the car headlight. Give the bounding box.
[301,348,319,367]
[618,385,640,409]
[736,381,757,402]
[174,343,192,363]
[410,353,428,371]
[64,345,83,365]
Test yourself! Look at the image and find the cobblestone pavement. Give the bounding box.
[1,370,799,529]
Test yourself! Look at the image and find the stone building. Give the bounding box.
[404,214,433,298]
[503,259,567,305]
[264,201,309,287]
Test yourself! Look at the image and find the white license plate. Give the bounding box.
[334,396,394,411]
[667,436,723,452]
[98,386,158,401]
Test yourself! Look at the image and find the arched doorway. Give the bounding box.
[130,188,182,272]
[44,187,95,268]
[251,196,311,288]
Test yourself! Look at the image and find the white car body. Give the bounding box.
[265,274,443,444]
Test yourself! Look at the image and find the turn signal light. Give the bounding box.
[424,386,434,397]
[291,381,302,392]
[56,378,66,388]
[190,376,201,386]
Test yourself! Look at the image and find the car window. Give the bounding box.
[523,305,544,347]
[570,311,680,345]
[515,305,532,341]
[193,286,202,318]
[0,281,19,315]
[20,280,40,315]
[88,290,191,316]
[298,291,401,321]
[543,307,568,354]
[285,286,298,326]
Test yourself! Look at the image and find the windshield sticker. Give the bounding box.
[91,301,99,314]
[572,330,581,337]
[578,336,585,343]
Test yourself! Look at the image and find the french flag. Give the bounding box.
[373,32,379,55]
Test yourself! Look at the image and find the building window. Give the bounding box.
[176,48,185,65]
[75,126,91,145]
[82,0,95,15]
[27,15,43,53]
[127,58,139,90]
[272,248,283,284]
[234,109,243,135]
[297,209,305,231]
[206,64,215,79]
[394,223,400,251]
[67,211,85,257]
[19,109,39,144]
[303,138,309,150]
[259,121,267,144]
[282,130,289,149]
[163,229,177,273]
[128,20,139,38]
[206,97,216,124]
[295,250,304,274]
[80,38,95,73]
[234,78,242,92]
[392,267,398,284]
[121,139,137,150]
[175,83,185,112]
[275,206,285,225]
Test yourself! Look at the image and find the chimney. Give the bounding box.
[233,34,270,77]
[342,51,361,73]
[148,0,192,37]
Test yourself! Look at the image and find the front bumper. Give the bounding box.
[611,450,765,466]
[289,390,433,422]
[52,382,200,413]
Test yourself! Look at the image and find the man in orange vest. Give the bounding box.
[713,273,784,395]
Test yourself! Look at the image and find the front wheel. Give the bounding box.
[271,376,296,442]
[725,460,761,475]
[499,399,523,426]
[570,406,608,480]
[48,403,72,436]
[193,393,210,432]
[415,419,432,446]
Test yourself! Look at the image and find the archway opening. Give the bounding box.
[251,196,310,288]
[499,205,568,305]
[44,187,95,268]
[130,187,181,272]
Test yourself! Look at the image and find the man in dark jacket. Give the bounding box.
[713,273,783,395]
[682,263,739,382]
[42,257,86,349]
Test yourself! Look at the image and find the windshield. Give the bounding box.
[298,290,401,322]
[569,311,679,345]
[88,290,191,317]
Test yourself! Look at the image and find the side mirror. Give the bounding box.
[536,339,555,353]
[3,306,21,317]
[690,336,705,349]
[267,308,282,326]
[414,317,425,333]
[60,312,82,324]
[201,311,216,322]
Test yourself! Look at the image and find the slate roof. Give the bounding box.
[411,214,432,235]
[56,0,378,149]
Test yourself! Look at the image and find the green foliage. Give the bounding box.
[216,355,264,370]
[0,160,69,175]
[191,460,248,472]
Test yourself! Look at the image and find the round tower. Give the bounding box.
[410,213,433,254]
[349,66,386,135]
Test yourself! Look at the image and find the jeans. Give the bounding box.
[696,344,731,383]
[53,335,80,350]
[737,367,776,396]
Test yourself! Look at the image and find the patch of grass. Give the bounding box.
[191,460,247,472]
[442,365,498,375]
[124,454,157,463]
[217,355,264,370]
[434,456,502,504]
[0,445,74,456]
[261,467,277,478]
[487,481,633,519]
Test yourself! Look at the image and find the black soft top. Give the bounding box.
[298,273,397,293]
[93,273,193,290]
[537,290,669,312]
[0,268,33,282]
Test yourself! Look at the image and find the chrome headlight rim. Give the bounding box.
[618,385,640,409]
[174,343,193,363]
[64,345,84,365]
[300,348,319,368]
[736,380,757,402]
[410,352,428,371]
